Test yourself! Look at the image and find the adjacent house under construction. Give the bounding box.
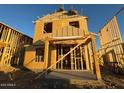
[0,22,33,66]
[98,16,124,72]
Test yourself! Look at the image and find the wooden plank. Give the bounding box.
[91,35,101,80]
[44,37,49,68]
[61,46,63,69]
[74,49,77,70]
[57,45,59,69]
[84,45,90,70]
[50,45,56,69]
[70,47,74,70]
[49,34,91,42]
[80,46,83,70]
[87,43,93,71]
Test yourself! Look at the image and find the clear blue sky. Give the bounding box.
[0,4,124,49]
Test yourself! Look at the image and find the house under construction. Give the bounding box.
[24,7,101,80]
[0,22,33,67]
[98,16,124,73]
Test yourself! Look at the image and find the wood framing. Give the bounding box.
[24,8,102,80]
[98,16,124,69]
[91,34,101,80]
[44,37,49,68]
[0,22,33,66]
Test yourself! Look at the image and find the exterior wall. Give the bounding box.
[33,11,89,43]
[24,10,93,72]
[98,16,124,68]
[33,21,44,44]
[24,45,46,72]
[0,23,33,66]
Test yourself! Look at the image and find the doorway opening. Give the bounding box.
[56,44,86,70]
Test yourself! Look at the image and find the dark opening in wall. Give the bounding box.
[44,22,52,33]
[123,43,124,51]
[69,21,79,28]
[0,24,5,40]
[0,47,4,61]
[35,47,44,62]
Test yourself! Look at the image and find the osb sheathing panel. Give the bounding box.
[33,14,89,42]
[24,45,46,71]
[33,21,44,44]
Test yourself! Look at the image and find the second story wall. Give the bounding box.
[33,10,89,45]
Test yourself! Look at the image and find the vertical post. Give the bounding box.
[91,34,102,80]
[0,28,11,65]
[57,45,59,69]
[84,45,90,70]
[61,46,63,69]
[74,49,77,70]
[6,29,11,43]
[50,45,56,69]
[80,46,83,70]
[44,37,49,69]
[87,43,93,71]
[70,47,74,70]
[6,29,11,65]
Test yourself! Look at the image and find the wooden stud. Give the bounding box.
[91,34,101,80]
[74,49,77,70]
[44,37,49,69]
[57,45,59,69]
[50,45,57,69]
[84,45,90,70]
[70,47,74,70]
[87,43,93,71]
[61,45,63,69]
[80,46,83,70]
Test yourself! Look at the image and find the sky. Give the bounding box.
[0,4,124,49]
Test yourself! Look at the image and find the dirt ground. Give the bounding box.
[0,66,123,89]
[100,66,124,89]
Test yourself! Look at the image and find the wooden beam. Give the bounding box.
[70,47,74,70]
[50,45,56,69]
[49,34,91,41]
[84,45,90,70]
[44,37,49,68]
[61,46,63,69]
[87,43,93,71]
[80,46,83,70]
[91,35,102,80]
[74,49,77,70]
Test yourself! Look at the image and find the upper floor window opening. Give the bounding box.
[44,22,52,33]
[69,21,79,28]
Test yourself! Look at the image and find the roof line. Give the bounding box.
[0,21,32,38]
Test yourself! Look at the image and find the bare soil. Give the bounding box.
[0,66,123,89]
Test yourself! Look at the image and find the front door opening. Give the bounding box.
[56,44,86,70]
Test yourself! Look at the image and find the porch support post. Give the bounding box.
[44,37,49,69]
[50,45,56,69]
[91,34,102,80]
[84,45,90,70]
[88,43,93,71]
